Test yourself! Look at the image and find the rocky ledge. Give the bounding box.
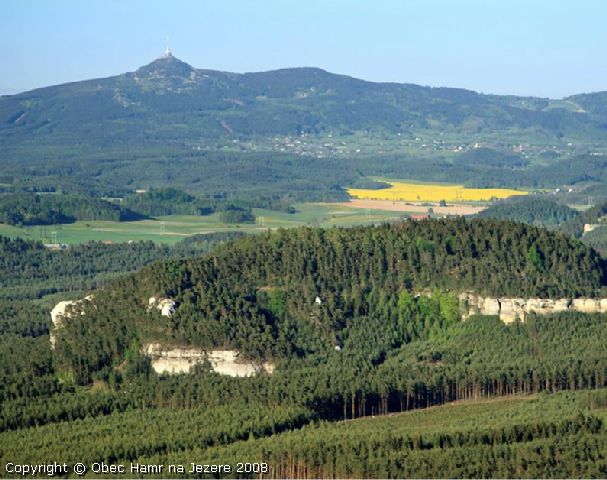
[459,293,607,323]
[144,343,274,377]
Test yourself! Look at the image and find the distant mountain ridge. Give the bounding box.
[1,53,606,155]
[2,53,607,202]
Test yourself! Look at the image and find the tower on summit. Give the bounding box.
[163,35,172,57]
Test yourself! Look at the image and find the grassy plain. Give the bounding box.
[349,180,527,202]
[0,203,411,245]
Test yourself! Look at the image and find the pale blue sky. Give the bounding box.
[2,0,606,97]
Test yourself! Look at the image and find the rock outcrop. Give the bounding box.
[147,297,177,316]
[144,343,274,377]
[50,295,94,347]
[144,343,205,374]
[459,293,607,323]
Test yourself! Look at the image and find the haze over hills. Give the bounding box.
[1,51,607,203]
[1,51,606,150]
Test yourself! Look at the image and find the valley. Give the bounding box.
[2,23,607,479]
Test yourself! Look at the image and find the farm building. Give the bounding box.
[409,214,431,221]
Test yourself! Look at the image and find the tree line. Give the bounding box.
[478,195,579,227]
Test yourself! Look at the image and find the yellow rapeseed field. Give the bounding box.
[348,181,527,202]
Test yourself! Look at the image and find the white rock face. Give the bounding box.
[458,292,606,323]
[144,343,206,374]
[144,343,274,377]
[208,350,274,377]
[524,298,546,313]
[50,301,76,329]
[499,299,526,323]
[50,295,94,347]
[554,299,572,311]
[572,298,600,313]
[483,298,501,316]
[148,297,177,316]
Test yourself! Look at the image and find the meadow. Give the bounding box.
[0,203,409,245]
[348,180,528,202]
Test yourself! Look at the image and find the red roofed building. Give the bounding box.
[409,214,430,221]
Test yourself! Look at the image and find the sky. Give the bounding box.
[2,0,606,98]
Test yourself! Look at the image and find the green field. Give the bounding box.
[0,203,409,244]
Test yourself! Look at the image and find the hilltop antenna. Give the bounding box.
[164,35,171,57]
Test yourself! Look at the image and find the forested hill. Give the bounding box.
[137,218,606,300]
[3,53,607,203]
[0,193,140,225]
[54,219,606,382]
[477,196,579,227]
[1,53,606,157]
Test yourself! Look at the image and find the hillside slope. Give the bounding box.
[52,219,606,382]
[3,53,607,201]
[5,390,607,478]
[1,53,606,156]
[477,196,579,227]
[152,391,607,478]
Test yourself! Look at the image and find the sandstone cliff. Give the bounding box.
[459,293,607,323]
[144,343,274,377]
[51,289,607,375]
[49,295,94,348]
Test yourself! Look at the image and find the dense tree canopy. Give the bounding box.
[0,232,246,299]
[478,195,579,227]
[3,216,607,478]
[0,193,138,225]
[52,219,606,383]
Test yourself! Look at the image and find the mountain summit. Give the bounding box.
[135,53,195,82]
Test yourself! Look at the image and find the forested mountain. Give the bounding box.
[53,219,606,383]
[2,53,605,152]
[5,53,607,479]
[2,53,607,202]
[4,218,607,477]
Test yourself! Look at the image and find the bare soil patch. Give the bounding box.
[338,199,486,216]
